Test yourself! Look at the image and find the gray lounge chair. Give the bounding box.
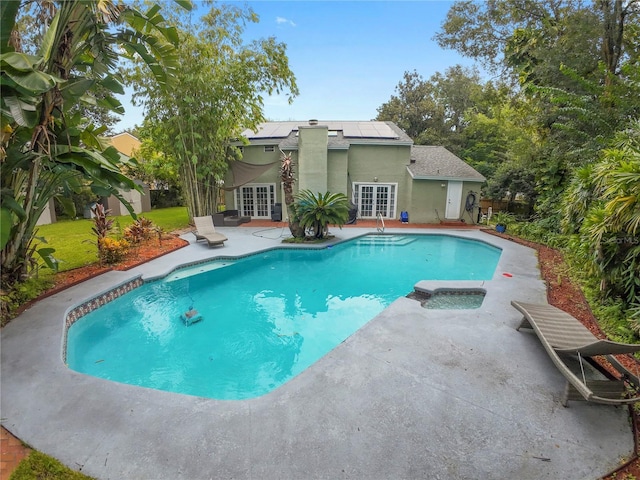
[193,216,227,247]
[511,300,640,406]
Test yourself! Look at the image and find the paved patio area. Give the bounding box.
[0,226,634,479]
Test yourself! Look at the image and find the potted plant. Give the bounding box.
[492,211,515,233]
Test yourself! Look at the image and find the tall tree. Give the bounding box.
[599,0,640,81]
[435,0,602,86]
[461,90,539,183]
[126,2,298,219]
[436,0,639,87]
[436,0,639,222]
[375,66,483,152]
[1,0,190,286]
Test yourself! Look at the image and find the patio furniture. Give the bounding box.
[271,203,282,221]
[212,210,250,227]
[511,300,640,406]
[193,216,228,247]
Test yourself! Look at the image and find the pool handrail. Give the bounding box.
[376,213,385,233]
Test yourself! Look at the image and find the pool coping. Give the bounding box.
[1,227,635,480]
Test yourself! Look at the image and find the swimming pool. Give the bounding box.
[66,234,501,399]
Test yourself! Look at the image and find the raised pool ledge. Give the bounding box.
[413,280,488,294]
[409,280,488,310]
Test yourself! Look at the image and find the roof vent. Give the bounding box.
[308,119,318,126]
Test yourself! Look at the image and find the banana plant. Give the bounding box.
[1,0,191,285]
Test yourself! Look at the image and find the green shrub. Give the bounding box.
[509,220,567,249]
[490,211,516,227]
[150,187,183,208]
[123,216,155,244]
[1,276,53,326]
[98,237,130,265]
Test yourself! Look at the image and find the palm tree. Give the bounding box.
[581,121,640,303]
[294,190,350,239]
[1,0,189,286]
[560,164,600,234]
[280,150,304,238]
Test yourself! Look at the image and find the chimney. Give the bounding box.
[308,119,318,126]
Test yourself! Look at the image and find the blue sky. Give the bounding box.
[115,1,479,131]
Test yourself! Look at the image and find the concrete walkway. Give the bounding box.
[0,227,633,479]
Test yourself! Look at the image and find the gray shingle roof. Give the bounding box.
[408,146,485,182]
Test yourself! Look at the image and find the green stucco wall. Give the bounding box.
[407,180,484,223]
[228,131,484,224]
[327,150,348,195]
[345,144,412,217]
[298,126,328,193]
[408,179,448,223]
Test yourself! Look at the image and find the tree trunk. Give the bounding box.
[599,0,629,84]
[284,190,304,238]
[280,152,305,238]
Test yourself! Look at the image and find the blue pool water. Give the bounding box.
[66,234,501,399]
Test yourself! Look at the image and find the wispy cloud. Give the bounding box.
[276,16,296,27]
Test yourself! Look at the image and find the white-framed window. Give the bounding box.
[264,145,275,153]
[352,183,397,219]
[235,183,276,218]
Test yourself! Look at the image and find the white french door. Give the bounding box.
[353,183,397,219]
[235,183,276,218]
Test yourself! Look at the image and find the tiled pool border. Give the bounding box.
[62,276,144,362]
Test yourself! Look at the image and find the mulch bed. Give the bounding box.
[17,234,188,314]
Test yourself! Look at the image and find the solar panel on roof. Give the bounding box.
[342,122,398,139]
[244,121,401,140]
[244,122,297,139]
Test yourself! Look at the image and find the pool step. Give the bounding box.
[164,260,236,282]
[356,235,416,246]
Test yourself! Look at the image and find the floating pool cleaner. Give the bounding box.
[181,307,203,326]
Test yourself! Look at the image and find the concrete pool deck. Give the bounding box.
[0,226,634,479]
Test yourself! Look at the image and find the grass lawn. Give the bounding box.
[10,451,94,480]
[34,206,190,273]
[10,450,93,480]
